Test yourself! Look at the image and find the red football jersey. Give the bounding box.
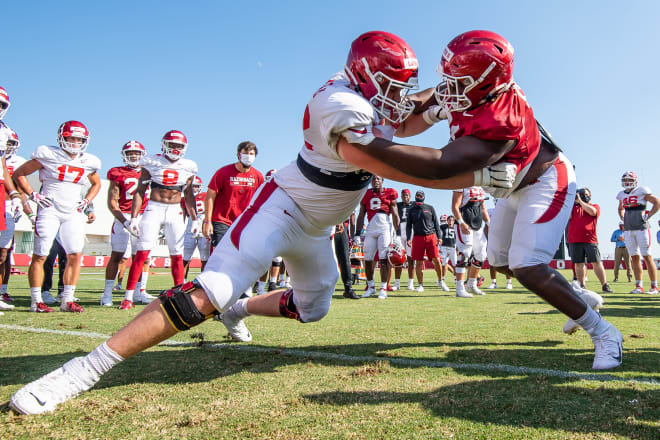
[448,84,540,173]
[361,187,398,221]
[182,191,206,217]
[107,166,148,214]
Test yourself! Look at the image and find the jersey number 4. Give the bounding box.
[57,165,85,183]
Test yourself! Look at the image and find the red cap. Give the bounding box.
[402,189,411,195]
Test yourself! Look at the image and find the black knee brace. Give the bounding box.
[279,289,301,321]
[159,280,217,332]
[271,260,282,268]
[469,255,483,268]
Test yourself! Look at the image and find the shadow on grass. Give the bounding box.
[303,376,660,439]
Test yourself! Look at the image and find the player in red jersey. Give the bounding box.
[100,141,152,306]
[355,176,399,299]
[183,176,210,277]
[348,30,622,370]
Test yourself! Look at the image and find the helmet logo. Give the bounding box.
[403,58,418,69]
[442,47,454,63]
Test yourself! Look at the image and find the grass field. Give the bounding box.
[1,267,659,439]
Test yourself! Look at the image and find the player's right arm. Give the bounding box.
[107,180,128,225]
[354,204,366,244]
[451,191,470,235]
[618,200,625,221]
[202,188,217,240]
[130,168,151,219]
[12,159,44,196]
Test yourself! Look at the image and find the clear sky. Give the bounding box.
[4,1,660,257]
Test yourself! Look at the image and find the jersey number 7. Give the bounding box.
[57,164,85,183]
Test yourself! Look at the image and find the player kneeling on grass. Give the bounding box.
[10,30,518,414]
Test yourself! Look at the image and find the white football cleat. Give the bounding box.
[362,287,376,298]
[100,292,113,307]
[487,282,497,289]
[591,323,623,370]
[134,291,156,304]
[456,289,473,298]
[407,280,415,291]
[415,285,424,293]
[630,286,645,294]
[506,281,513,290]
[466,284,485,295]
[647,287,659,295]
[378,289,387,299]
[216,309,252,342]
[440,280,450,292]
[0,300,14,310]
[9,357,100,415]
[41,290,57,305]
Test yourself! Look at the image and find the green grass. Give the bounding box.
[1,268,659,439]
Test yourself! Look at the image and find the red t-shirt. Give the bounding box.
[568,203,600,244]
[208,164,263,225]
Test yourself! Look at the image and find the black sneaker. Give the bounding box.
[267,281,278,292]
[343,290,360,299]
[602,283,613,293]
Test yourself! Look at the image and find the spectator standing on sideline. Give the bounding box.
[406,190,444,292]
[610,222,632,282]
[334,219,358,299]
[568,188,613,293]
[394,189,415,290]
[202,141,263,249]
[438,215,456,291]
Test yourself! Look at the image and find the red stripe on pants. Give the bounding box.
[535,157,569,224]
[230,181,278,250]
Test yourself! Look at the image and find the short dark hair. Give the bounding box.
[237,141,258,155]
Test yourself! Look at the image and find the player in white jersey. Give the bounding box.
[616,171,659,294]
[183,176,210,276]
[452,186,489,297]
[14,121,102,313]
[0,127,35,304]
[118,130,199,310]
[9,31,518,414]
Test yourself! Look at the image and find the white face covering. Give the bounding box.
[240,153,255,167]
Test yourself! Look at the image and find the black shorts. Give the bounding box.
[211,222,231,248]
[568,242,601,263]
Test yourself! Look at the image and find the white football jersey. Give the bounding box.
[616,185,651,208]
[33,145,101,212]
[5,154,26,211]
[455,186,487,208]
[140,154,198,187]
[275,71,382,229]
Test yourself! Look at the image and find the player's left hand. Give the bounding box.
[190,219,202,238]
[474,162,517,188]
[10,197,22,222]
[76,198,90,213]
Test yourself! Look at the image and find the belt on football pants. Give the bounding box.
[296,154,372,191]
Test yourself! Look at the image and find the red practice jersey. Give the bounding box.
[448,84,541,174]
[208,164,263,225]
[182,191,206,219]
[107,166,148,214]
[361,187,398,222]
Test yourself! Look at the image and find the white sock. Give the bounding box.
[456,280,465,291]
[84,342,124,377]
[491,279,497,284]
[228,298,250,319]
[368,280,375,288]
[636,280,643,288]
[286,276,290,284]
[652,281,657,288]
[140,271,149,292]
[30,287,43,304]
[270,276,277,283]
[467,277,477,287]
[258,280,266,291]
[61,285,76,304]
[575,307,609,337]
[103,280,114,296]
[124,289,135,302]
[380,282,387,290]
[0,284,7,294]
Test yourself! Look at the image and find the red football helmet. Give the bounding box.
[345,31,419,124]
[121,140,146,167]
[265,169,276,182]
[162,130,188,161]
[435,30,514,113]
[621,171,638,190]
[387,241,406,267]
[440,214,448,223]
[5,126,19,157]
[0,87,9,119]
[192,176,203,195]
[57,120,89,155]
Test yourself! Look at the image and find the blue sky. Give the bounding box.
[4,1,660,257]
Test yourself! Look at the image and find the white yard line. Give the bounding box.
[2,324,658,387]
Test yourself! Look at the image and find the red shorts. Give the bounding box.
[411,234,439,261]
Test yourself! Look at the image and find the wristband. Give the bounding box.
[9,190,19,198]
[457,218,464,225]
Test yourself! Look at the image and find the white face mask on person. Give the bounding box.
[239,153,255,167]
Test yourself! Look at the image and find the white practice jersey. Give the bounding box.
[455,186,487,208]
[33,145,101,212]
[617,185,653,231]
[5,155,26,211]
[275,71,383,230]
[140,154,198,187]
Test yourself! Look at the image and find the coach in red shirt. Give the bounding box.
[203,141,264,248]
[567,188,613,293]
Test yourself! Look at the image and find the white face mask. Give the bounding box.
[240,153,255,167]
